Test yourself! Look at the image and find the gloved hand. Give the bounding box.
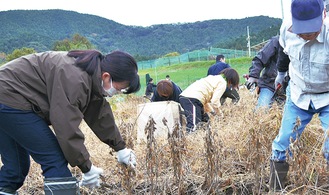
[80,165,103,188]
[245,77,258,90]
[117,148,137,169]
[275,72,287,90]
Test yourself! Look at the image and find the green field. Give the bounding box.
[137,57,253,96]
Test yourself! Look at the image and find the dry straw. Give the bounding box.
[2,89,329,194]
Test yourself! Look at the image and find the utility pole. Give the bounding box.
[281,0,284,19]
[247,26,251,57]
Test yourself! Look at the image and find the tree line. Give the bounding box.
[0,10,282,60]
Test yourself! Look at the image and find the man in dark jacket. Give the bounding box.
[245,35,290,109]
[207,54,240,105]
[145,78,156,99]
[207,54,230,75]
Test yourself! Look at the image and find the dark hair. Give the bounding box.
[67,49,140,94]
[67,49,103,75]
[149,78,153,82]
[216,54,225,62]
[219,68,240,89]
[166,75,170,78]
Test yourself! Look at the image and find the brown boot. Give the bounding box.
[269,160,289,191]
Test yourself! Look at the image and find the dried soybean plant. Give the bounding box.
[116,122,137,195]
[10,89,329,194]
[144,115,159,194]
[209,90,282,194]
[246,109,275,193]
[287,116,305,190]
[202,120,222,194]
[285,116,329,194]
[165,118,187,194]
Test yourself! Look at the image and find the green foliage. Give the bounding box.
[5,47,36,62]
[0,10,282,57]
[137,57,252,96]
[52,34,94,51]
[163,52,180,57]
[133,53,161,62]
[0,52,5,65]
[216,24,281,49]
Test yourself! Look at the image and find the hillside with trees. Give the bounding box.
[0,10,281,59]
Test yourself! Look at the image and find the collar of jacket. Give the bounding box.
[90,58,106,98]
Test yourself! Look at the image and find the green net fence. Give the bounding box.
[137,48,257,70]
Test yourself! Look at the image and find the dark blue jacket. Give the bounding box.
[207,61,231,76]
[145,82,156,96]
[151,81,182,103]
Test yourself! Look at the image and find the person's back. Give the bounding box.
[180,68,240,133]
[207,54,231,76]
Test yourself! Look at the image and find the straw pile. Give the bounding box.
[2,88,328,194]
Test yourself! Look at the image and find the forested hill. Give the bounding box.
[0,9,282,57]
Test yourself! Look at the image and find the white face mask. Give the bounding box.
[103,79,120,97]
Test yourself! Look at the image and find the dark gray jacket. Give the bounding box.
[249,35,281,92]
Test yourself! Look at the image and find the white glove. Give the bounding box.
[275,72,287,90]
[79,165,103,188]
[245,77,258,90]
[117,148,137,169]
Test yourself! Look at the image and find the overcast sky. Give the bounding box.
[0,0,292,27]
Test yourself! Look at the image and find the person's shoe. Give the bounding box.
[186,127,196,135]
[269,160,289,191]
[0,187,18,195]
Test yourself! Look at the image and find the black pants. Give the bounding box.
[220,87,240,105]
[179,97,209,132]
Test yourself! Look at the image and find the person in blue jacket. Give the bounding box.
[151,79,182,103]
[207,55,239,105]
[207,54,230,75]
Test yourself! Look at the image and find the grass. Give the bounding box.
[137,57,252,96]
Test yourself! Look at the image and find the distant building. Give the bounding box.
[251,40,270,52]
